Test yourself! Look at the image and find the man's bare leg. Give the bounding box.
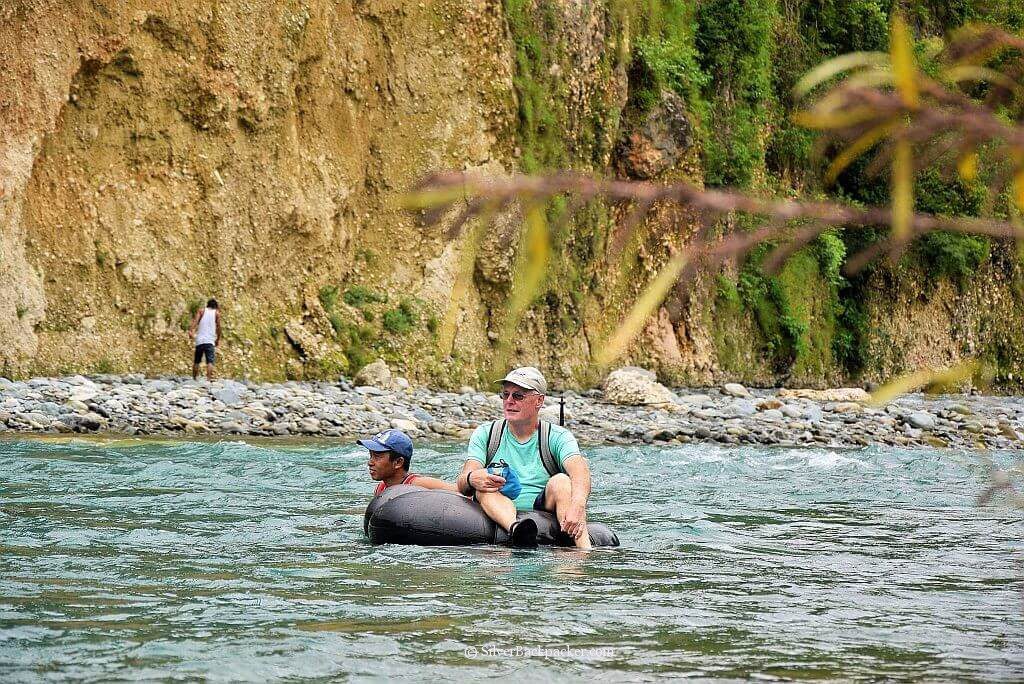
[475,491,516,531]
[192,364,200,380]
[206,363,214,381]
[543,474,592,550]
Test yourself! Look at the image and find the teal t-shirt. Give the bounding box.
[467,422,583,510]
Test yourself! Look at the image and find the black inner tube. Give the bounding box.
[364,485,619,547]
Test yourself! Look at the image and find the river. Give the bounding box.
[2,437,1022,681]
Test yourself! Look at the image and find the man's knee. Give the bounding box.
[476,490,510,505]
[545,473,572,498]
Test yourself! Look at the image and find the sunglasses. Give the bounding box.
[499,390,537,401]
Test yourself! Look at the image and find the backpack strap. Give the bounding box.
[485,419,506,467]
[487,418,563,477]
[538,420,563,477]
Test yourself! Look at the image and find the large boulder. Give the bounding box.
[602,367,677,407]
[778,388,871,403]
[354,359,392,389]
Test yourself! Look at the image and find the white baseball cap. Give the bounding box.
[497,366,547,394]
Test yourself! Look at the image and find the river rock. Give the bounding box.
[906,411,936,430]
[65,399,90,413]
[603,367,677,407]
[354,360,392,388]
[728,400,757,417]
[390,418,418,432]
[677,394,713,408]
[212,388,243,406]
[781,404,802,419]
[779,387,870,403]
[69,388,99,403]
[723,383,750,398]
[540,405,573,424]
[804,405,823,423]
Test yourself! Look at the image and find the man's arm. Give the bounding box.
[561,454,591,539]
[215,310,222,346]
[411,475,459,492]
[188,309,202,338]
[455,459,504,495]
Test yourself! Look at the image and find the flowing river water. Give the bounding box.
[2,437,1022,681]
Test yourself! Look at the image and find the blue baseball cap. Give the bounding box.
[357,429,413,461]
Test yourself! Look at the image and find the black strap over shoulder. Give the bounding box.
[485,419,563,477]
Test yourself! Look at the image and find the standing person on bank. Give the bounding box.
[188,299,221,381]
[455,367,593,550]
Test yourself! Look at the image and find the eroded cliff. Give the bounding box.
[2,0,1023,389]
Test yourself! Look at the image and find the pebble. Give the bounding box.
[0,375,1020,451]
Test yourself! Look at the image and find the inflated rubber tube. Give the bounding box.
[364,484,619,547]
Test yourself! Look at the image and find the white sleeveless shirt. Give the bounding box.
[195,308,217,345]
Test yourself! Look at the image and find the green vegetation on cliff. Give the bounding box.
[497,0,1023,387]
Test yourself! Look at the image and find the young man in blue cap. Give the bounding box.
[455,366,593,549]
[359,429,456,496]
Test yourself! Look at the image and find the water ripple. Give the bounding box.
[1,437,1022,681]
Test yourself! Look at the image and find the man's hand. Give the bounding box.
[561,499,588,539]
[468,468,505,493]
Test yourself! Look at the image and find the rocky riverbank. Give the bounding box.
[1,372,1023,450]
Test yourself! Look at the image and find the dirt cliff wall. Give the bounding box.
[2,0,1022,390]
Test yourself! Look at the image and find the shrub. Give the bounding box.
[715,273,741,306]
[343,286,387,308]
[917,232,990,285]
[382,299,418,335]
[318,285,340,312]
[816,230,847,288]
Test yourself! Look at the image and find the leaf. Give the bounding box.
[1010,202,1024,262]
[838,67,897,91]
[401,186,471,211]
[956,151,979,182]
[890,15,919,109]
[793,51,889,98]
[1015,167,1024,213]
[438,208,494,354]
[825,120,898,184]
[792,106,883,131]
[869,360,980,406]
[891,138,914,242]
[943,64,1018,90]
[595,251,689,367]
[494,203,550,365]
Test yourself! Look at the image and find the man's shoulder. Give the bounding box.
[545,422,577,440]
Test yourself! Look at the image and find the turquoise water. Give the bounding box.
[2,437,1022,681]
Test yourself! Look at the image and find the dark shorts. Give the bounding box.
[194,344,215,365]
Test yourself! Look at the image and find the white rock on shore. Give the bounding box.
[354,360,392,388]
[602,367,677,407]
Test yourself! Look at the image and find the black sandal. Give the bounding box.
[508,518,538,548]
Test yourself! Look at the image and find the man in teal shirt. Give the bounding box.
[456,367,593,550]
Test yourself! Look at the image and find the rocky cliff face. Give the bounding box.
[1,0,517,383]
[2,0,1022,390]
